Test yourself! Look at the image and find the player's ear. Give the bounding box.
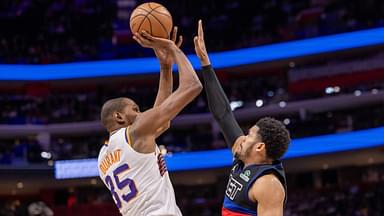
[114,112,126,124]
[254,142,265,152]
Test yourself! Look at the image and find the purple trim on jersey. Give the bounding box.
[223,196,257,215]
[124,127,129,144]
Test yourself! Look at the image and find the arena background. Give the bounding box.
[1,0,384,215]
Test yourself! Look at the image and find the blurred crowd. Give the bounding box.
[1,102,383,164]
[1,51,384,163]
[0,0,384,64]
[0,74,286,124]
[1,67,383,125]
[1,50,384,163]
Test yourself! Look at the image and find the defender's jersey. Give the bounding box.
[98,127,182,216]
[222,159,287,216]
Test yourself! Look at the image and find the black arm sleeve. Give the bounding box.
[201,65,244,148]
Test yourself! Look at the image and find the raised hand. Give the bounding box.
[133,31,175,50]
[154,26,183,66]
[193,20,210,66]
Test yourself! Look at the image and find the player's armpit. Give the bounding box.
[129,84,201,153]
[133,86,200,133]
[249,174,285,216]
[155,122,170,138]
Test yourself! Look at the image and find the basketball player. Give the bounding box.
[98,27,202,215]
[194,20,290,216]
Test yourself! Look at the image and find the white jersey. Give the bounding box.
[98,127,182,216]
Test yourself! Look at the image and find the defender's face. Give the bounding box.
[234,126,261,160]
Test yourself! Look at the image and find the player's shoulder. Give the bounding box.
[109,127,128,142]
[251,174,285,201]
[254,174,282,186]
[97,144,108,162]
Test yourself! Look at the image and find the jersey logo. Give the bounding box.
[225,175,243,200]
[240,170,251,182]
[157,153,167,176]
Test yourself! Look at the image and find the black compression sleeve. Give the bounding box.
[201,65,244,148]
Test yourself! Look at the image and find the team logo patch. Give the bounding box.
[240,170,251,182]
[226,175,243,200]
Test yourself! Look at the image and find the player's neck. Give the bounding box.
[243,157,273,167]
[110,130,118,136]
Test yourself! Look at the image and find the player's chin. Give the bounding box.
[233,148,241,159]
[234,151,239,158]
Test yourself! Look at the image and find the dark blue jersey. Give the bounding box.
[222,159,287,216]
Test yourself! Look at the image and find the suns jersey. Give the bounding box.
[98,127,182,216]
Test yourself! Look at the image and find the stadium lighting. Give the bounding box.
[55,126,384,178]
[230,101,244,111]
[255,99,264,107]
[41,152,52,159]
[354,90,362,96]
[283,118,290,125]
[279,101,287,108]
[325,87,334,94]
[267,91,275,97]
[2,27,384,80]
[334,86,341,93]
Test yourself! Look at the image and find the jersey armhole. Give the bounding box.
[244,169,285,205]
[125,126,133,146]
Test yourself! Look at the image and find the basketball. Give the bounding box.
[130,2,173,39]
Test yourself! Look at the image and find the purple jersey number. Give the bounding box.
[105,163,138,209]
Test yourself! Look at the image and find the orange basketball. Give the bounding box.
[130,2,173,39]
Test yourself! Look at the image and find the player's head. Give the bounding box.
[100,97,140,132]
[234,117,290,163]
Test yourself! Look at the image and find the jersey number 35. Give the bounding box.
[105,163,138,209]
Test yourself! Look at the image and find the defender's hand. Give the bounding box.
[194,20,211,66]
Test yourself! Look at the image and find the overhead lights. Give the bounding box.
[279,101,287,108]
[255,99,263,107]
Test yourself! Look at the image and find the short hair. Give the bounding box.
[100,97,128,130]
[255,117,291,160]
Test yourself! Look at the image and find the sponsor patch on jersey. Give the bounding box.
[239,170,251,182]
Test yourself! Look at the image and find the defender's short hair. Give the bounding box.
[255,117,291,160]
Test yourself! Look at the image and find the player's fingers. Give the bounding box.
[193,36,201,53]
[193,36,198,47]
[141,31,154,41]
[133,33,145,45]
[139,32,154,45]
[136,33,154,47]
[177,35,183,48]
[198,19,204,38]
[133,35,140,44]
[172,26,178,42]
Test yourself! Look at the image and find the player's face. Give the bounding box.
[121,99,140,125]
[235,126,262,160]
